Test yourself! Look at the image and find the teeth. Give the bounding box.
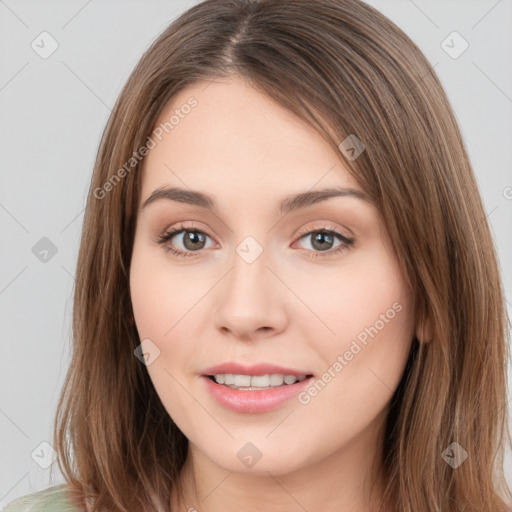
[213,373,307,389]
[234,375,252,387]
[252,375,271,387]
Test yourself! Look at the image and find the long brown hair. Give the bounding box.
[52,0,512,510]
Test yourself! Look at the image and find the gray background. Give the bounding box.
[1,0,511,506]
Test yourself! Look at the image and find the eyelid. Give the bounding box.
[294,221,353,240]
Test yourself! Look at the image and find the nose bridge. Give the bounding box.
[227,234,271,303]
[214,233,286,337]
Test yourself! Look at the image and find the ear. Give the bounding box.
[415,313,433,343]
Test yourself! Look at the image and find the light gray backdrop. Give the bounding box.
[1,0,511,506]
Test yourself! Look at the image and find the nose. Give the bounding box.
[213,245,288,342]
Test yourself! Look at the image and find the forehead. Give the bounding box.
[140,77,360,204]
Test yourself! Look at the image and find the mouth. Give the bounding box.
[201,372,315,413]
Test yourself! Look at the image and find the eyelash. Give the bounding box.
[155,223,355,259]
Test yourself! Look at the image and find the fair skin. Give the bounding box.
[130,77,417,512]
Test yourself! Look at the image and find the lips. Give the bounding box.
[200,362,315,413]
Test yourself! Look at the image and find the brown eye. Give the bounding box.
[156,225,214,257]
[180,230,207,251]
[309,231,336,251]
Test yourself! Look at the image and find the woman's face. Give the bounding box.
[130,77,415,477]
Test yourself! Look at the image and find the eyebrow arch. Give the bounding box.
[141,185,371,214]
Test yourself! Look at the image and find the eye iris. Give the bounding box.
[311,232,333,251]
[183,231,206,250]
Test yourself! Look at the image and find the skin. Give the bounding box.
[129,76,419,512]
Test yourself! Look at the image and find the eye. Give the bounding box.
[155,224,355,259]
[293,228,354,258]
[155,223,214,258]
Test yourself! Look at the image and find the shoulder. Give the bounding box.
[1,484,81,512]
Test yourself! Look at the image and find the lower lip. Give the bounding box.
[202,375,314,413]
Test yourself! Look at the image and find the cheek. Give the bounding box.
[290,247,411,347]
[129,241,215,396]
[296,245,414,407]
[130,241,202,340]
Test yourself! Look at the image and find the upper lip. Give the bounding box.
[202,362,314,378]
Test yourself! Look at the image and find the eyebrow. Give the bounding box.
[141,185,371,214]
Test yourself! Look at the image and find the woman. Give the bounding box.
[4,0,510,510]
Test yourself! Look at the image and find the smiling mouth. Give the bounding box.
[206,374,314,390]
